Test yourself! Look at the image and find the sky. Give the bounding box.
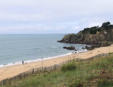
[0,0,113,34]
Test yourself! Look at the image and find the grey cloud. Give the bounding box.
[0,0,113,33]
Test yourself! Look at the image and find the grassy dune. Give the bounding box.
[1,53,113,87]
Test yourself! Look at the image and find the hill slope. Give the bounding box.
[1,53,113,87]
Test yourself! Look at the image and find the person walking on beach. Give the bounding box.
[22,60,24,65]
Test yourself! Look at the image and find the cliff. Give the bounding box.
[58,22,113,47]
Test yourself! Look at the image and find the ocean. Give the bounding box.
[0,34,86,67]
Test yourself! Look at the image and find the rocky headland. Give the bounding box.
[58,22,113,50]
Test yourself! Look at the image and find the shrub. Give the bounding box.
[62,34,77,43]
[102,22,110,28]
[82,26,99,34]
[98,79,113,87]
[69,80,83,87]
[61,61,76,72]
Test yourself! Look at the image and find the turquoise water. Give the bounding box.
[0,34,86,65]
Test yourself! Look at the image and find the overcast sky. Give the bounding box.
[0,0,113,34]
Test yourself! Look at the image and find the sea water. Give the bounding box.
[0,34,87,66]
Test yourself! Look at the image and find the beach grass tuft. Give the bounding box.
[61,60,76,72]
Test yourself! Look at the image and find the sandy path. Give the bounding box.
[0,44,113,81]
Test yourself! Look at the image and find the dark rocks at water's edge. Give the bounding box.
[58,22,113,50]
[63,46,77,50]
[85,45,97,50]
[85,41,112,50]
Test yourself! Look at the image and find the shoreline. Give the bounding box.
[0,52,73,68]
[0,49,87,68]
[0,45,113,82]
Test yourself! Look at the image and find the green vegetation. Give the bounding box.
[83,26,99,34]
[61,33,77,43]
[82,21,113,34]
[98,79,113,87]
[61,60,76,72]
[1,54,113,87]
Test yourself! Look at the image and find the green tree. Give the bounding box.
[102,22,111,29]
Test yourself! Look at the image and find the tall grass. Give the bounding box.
[61,60,76,72]
[98,79,113,87]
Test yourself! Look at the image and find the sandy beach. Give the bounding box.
[0,44,113,82]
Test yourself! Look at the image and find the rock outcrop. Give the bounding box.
[58,22,113,48]
[63,46,76,50]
